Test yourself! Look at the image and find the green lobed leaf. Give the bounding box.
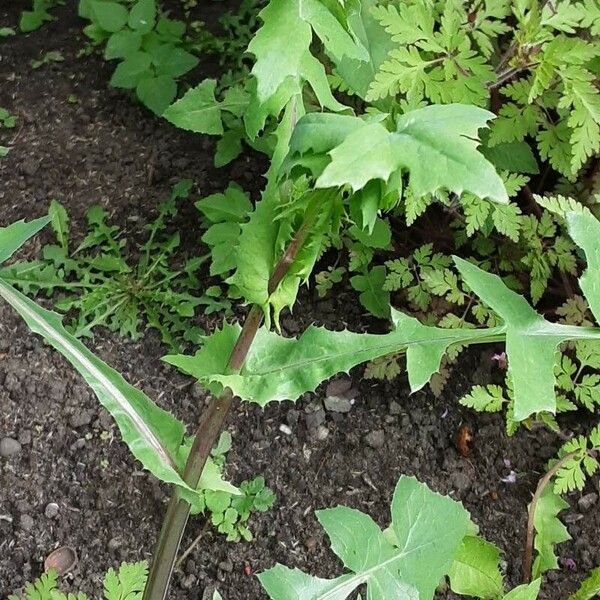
[163,79,224,135]
[292,105,507,202]
[448,536,504,599]
[454,256,600,420]
[165,310,498,406]
[531,486,570,578]
[136,75,177,116]
[258,476,470,600]
[0,216,51,265]
[248,0,366,107]
[103,561,148,600]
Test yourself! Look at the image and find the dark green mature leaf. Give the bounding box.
[91,0,128,33]
[128,0,155,34]
[136,75,177,115]
[0,216,51,264]
[258,476,470,600]
[110,51,152,89]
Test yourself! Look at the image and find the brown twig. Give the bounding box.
[142,205,323,600]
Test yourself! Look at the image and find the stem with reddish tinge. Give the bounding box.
[522,451,579,583]
[142,211,317,600]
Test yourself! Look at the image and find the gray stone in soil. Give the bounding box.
[69,409,94,429]
[20,514,34,531]
[218,559,233,573]
[314,425,329,441]
[44,502,59,519]
[389,401,402,416]
[305,409,326,432]
[324,396,353,413]
[578,492,598,513]
[18,430,32,445]
[0,437,22,457]
[365,430,385,449]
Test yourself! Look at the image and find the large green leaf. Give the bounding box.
[0,280,196,493]
[312,104,507,202]
[502,581,541,600]
[0,216,51,264]
[247,0,365,109]
[448,536,504,599]
[567,211,600,323]
[258,476,470,600]
[454,257,600,420]
[165,310,499,406]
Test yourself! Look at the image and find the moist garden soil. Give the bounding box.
[1,2,600,599]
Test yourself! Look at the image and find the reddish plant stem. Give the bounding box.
[522,451,579,583]
[142,212,317,600]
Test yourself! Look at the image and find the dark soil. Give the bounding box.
[1,2,599,600]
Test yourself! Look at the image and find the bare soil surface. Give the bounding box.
[1,2,599,599]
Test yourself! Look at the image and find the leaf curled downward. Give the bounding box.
[568,567,600,600]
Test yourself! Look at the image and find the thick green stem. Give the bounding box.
[142,210,318,600]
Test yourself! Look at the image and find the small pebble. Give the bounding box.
[323,396,353,413]
[279,424,292,435]
[69,410,94,429]
[0,437,22,457]
[18,430,32,445]
[388,401,402,416]
[364,430,385,449]
[44,503,59,519]
[578,492,598,513]
[20,514,34,531]
[314,425,329,441]
[218,559,233,573]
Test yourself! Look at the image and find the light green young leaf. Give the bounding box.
[567,211,600,323]
[248,0,366,106]
[448,536,504,599]
[103,561,148,600]
[0,216,51,264]
[502,580,541,600]
[0,280,196,492]
[48,201,69,251]
[531,486,570,578]
[568,567,600,600]
[314,104,507,202]
[259,476,470,600]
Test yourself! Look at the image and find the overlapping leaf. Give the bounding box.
[284,104,508,202]
[169,211,600,420]
[247,0,367,108]
[0,218,233,495]
[258,476,470,600]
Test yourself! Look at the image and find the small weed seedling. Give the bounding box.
[30,50,64,69]
[0,181,232,351]
[19,0,63,33]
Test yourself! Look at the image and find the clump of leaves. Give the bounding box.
[8,562,148,600]
[188,432,276,542]
[0,108,16,129]
[30,50,64,69]
[0,181,223,351]
[259,474,542,600]
[78,0,198,115]
[19,0,63,33]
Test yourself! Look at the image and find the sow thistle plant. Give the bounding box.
[5,1,600,599]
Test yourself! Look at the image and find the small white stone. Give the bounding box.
[279,424,292,435]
